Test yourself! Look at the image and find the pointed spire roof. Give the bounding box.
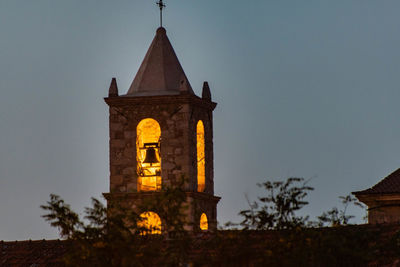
[126,27,194,96]
[108,77,119,97]
[202,81,211,101]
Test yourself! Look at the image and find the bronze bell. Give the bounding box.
[143,147,159,165]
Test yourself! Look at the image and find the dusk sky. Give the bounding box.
[1,1,400,240]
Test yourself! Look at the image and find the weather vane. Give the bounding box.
[156,0,166,27]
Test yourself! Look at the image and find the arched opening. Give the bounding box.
[200,213,208,231]
[137,118,161,191]
[197,120,205,192]
[138,211,162,234]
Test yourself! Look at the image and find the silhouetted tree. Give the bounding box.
[42,177,400,266]
[41,181,192,266]
[238,177,313,230]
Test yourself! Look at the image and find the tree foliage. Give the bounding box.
[41,183,193,266]
[218,177,397,266]
[238,177,313,230]
[317,195,365,227]
[41,177,400,266]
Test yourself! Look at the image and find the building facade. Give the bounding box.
[354,168,400,224]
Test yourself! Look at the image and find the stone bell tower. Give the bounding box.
[103,27,220,231]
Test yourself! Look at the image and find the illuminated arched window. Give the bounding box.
[137,118,161,191]
[197,120,205,192]
[200,213,208,231]
[138,211,162,234]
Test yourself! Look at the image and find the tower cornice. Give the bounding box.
[104,192,221,203]
[104,94,217,111]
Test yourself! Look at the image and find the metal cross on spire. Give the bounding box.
[156,0,166,27]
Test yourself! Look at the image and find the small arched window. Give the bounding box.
[200,213,208,231]
[137,118,161,191]
[197,120,205,192]
[138,211,162,234]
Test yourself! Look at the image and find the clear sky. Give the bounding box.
[1,0,400,240]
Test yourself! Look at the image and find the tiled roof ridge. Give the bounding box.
[0,239,63,243]
[0,238,67,266]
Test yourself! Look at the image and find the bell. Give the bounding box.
[143,147,159,165]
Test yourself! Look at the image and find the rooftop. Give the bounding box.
[354,168,400,195]
[126,27,194,97]
[0,239,66,266]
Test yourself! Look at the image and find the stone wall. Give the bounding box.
[104,94,220,230]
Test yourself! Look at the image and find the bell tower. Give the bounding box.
[103,27,220,231]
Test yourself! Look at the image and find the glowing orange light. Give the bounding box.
[197,120,205,192]
[200,213,208,231]
[138,211,162,234]
[137,118,161,191]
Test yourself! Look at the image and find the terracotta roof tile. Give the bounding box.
[354,168,400,195]
[0,239,66,267]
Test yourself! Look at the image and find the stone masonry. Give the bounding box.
[103,27,220,231]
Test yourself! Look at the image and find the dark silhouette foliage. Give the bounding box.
[238,177,313,230]
[42,177,400,266]
[41,183,192,266]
